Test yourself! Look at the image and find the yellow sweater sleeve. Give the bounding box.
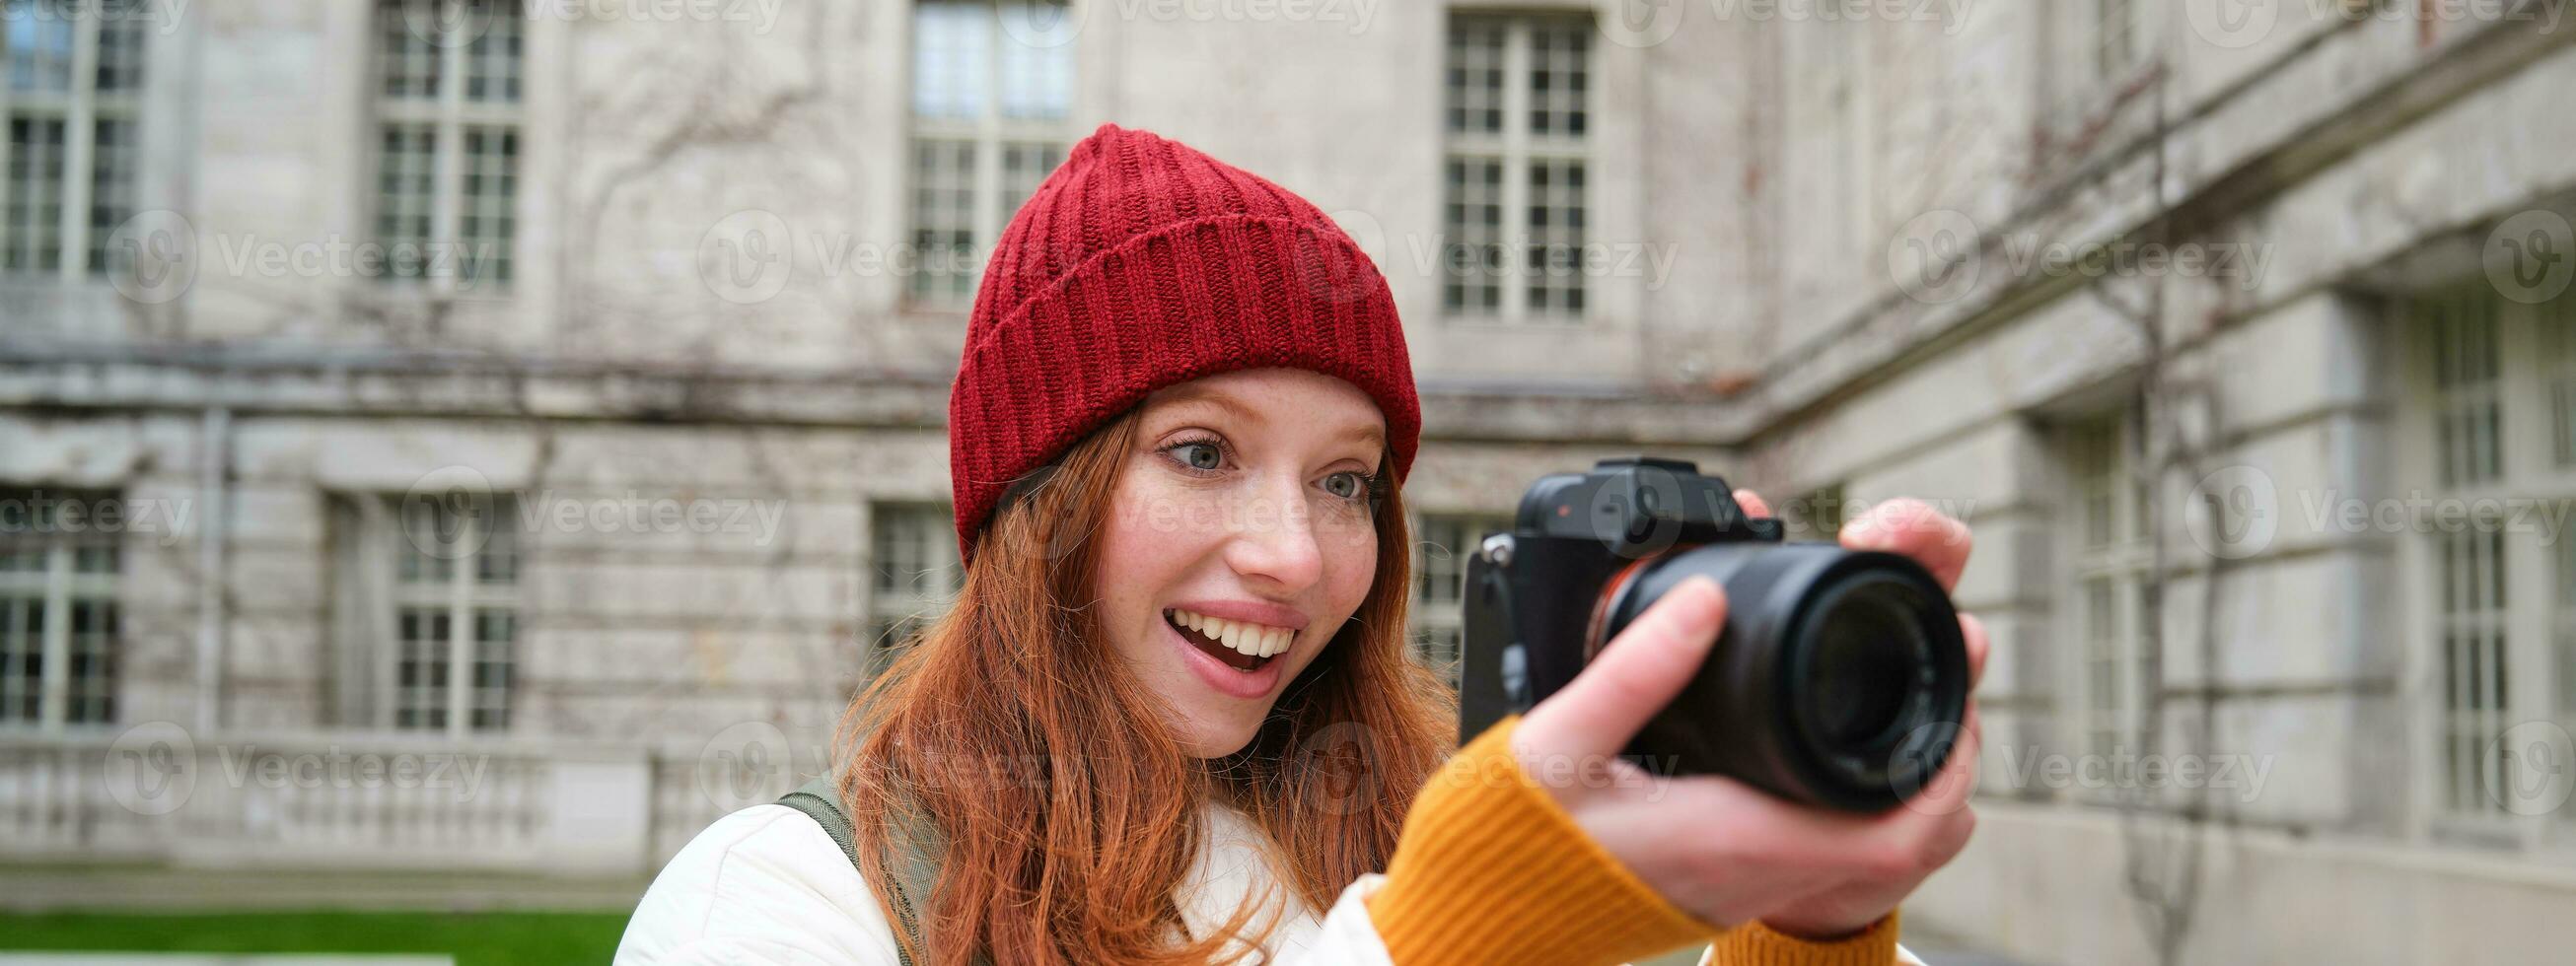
[1365,715,1901,966]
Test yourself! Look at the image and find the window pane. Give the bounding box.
[86,118,139,274]
[4,1,75,94]
[396,605,451,729]
[0,594,41,722]
[1528,17,1590,140]
[5,116,67,274]
[94,3,148,94]
[459,124,519,285]
[1525,159,1585,316]
[1444,15,1506,135]
[995,1,1073,120]
[998,140,1063,225]
[465,1,525,104]
[471,607,513,729]
[1441,157,1503,314]
[374,122,440,280]
[912,0,990,121]
[67,597,115,724]
[377,0,444,100]
[2437,523,2511,814]
[909,138,977,303]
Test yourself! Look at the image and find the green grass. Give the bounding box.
[0,911,628,966]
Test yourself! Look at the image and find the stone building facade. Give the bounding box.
[2,0,2574,962]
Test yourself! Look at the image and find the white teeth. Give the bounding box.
[1172,608,1295,659]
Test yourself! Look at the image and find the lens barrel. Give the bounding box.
[1592,542,1970,811]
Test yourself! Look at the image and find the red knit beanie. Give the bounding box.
[948,123,1420,558]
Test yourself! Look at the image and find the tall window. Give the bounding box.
[0,489,119,728]
[1,0,146,279]
[331,492,519,733]
[2062,412,2153,768]
[370,0,522,288]
[2420,285,2526,821]
[908,0,1073,306]
[2095,0,2142,78]
[1442,11,1590,322]
[1411,513,1511,689]
[868,504,963,677]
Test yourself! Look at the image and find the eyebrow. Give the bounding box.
[1150,386,1386,454]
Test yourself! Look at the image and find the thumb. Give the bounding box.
[1518,576,1728,763]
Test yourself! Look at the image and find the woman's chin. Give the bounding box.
[1178,713,1264,759]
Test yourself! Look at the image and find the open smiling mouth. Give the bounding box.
[1165,608,1295,673]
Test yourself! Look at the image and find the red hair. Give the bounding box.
[835,409,1456,965]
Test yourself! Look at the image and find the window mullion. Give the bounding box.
[0,14,17,264]
[54,9,99,282]
[446,513,475,738]
[973,4,1005,281]
[432,4,468,299]
[36,541,71,731]
[1498,19,1533,324]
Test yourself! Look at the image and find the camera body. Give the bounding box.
[1458,457,1969,811]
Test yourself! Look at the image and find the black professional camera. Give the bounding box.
[1458,457,1969,811]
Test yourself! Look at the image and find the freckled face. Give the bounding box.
[1092,369,1388,758]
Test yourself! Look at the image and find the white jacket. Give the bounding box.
[616,801,1922,964]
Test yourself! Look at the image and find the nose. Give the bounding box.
[1222,471,1325,594]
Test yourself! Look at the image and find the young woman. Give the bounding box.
[616,124,1982,966]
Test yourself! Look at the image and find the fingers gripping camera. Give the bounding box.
[1459,458,1971,811]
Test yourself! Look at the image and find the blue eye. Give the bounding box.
[1165,440,1224,471]
[1323,471,1366,500]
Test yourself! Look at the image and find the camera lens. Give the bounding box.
[1803,591,1918,747]
[1592,543,1969,812]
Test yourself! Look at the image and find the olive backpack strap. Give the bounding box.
[775,776,946,966]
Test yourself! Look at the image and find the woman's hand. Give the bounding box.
[1509,496,1987,939]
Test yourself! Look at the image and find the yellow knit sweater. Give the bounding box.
[1366,716,1902,966]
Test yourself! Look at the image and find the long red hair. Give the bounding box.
[835,408,1456,965]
